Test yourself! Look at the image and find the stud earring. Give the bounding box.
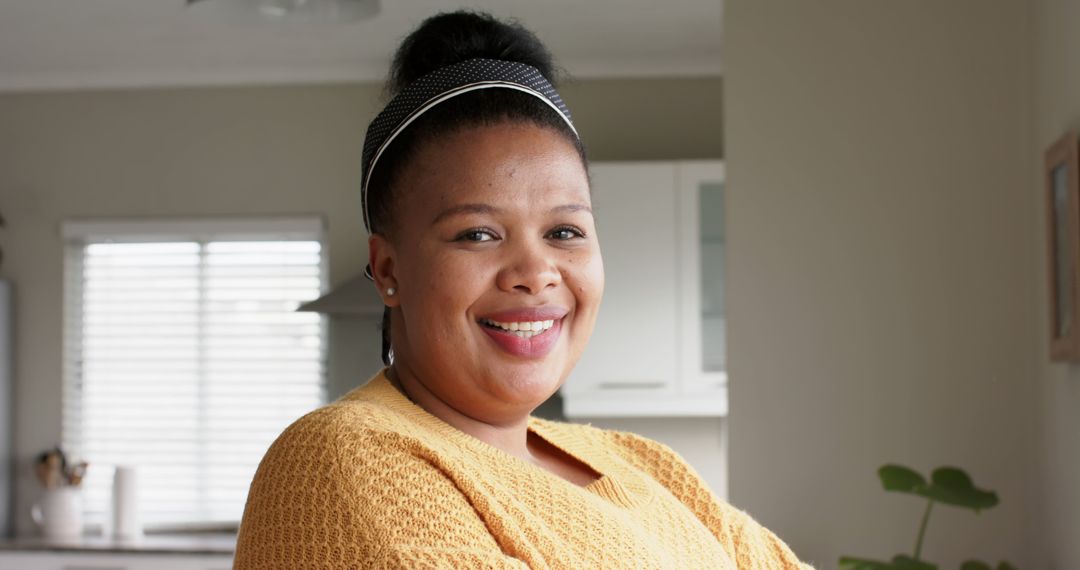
[386,287,396,296]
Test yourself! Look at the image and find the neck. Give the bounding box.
[387,364,537,461]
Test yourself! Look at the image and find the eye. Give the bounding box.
[547,225,586,241]
[455,227,499,242]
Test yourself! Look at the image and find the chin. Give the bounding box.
[486,360,567,406]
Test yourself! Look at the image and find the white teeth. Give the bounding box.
[481,317,559,338]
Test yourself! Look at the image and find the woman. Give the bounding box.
[234,11,810,569]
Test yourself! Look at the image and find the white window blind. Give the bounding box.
[61,217,327,530]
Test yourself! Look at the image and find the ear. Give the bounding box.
[368,233,400,308]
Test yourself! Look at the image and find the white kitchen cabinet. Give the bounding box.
[0,551,232,570]
[562,161,727,417]
[678,162,727,393]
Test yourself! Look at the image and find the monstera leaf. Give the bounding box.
[877,465,999,512]
[839,555,937,570]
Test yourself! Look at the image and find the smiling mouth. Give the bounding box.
[479,318,558,338]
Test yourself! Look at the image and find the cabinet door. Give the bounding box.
[566,163,679,396]
[678,161,727,393]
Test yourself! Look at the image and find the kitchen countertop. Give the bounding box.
[0,533,236,555]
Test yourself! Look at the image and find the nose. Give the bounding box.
[496,237,561,295]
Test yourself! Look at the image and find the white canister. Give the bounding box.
[111,465,143,539]
[30,487,83,540]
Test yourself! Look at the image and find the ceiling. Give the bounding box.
[0,0,723,92]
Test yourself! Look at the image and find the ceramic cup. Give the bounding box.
[30,487,84,540]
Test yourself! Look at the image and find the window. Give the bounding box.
[61,217,327,530]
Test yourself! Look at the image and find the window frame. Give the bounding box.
[60,216,329,532]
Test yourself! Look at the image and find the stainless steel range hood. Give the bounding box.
[296,272,385,316]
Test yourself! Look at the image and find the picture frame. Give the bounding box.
[1044,130,1080,361]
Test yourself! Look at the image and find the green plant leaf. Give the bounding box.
[918,467,999,512]
[961,561,992,570]
[838,556,937,570]
[996,562,1018,570]
[890,555,937,570]
[879,464,928,493]
[839,557,896,570]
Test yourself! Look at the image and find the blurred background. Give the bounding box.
[0,0,1072,568]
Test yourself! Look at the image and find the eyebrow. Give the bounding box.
[548,203,593,215]
[432,202,592,224]
[432,203,502,225]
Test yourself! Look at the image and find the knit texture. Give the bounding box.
[234,370,812,569]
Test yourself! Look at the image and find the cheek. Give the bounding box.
[567,249,604,307]
[412,248,492,314]
[396,246,463,345]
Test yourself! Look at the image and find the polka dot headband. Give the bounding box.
[360,57,579,236]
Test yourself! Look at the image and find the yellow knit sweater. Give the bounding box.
[234,370,811,569]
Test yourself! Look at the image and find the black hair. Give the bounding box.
[369,10,588,366]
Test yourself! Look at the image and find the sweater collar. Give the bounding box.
[339,368,642,507]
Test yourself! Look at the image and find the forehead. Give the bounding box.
[397,122,590,218]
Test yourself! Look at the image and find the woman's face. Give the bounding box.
[371,122,603,424]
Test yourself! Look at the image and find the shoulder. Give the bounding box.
[237,397,513,568]
[267,368,429,452]
[251,392,433,498]
[274,395,404,443]
[259,400,390,457]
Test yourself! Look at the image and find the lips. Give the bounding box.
[476,306,568,359]
[479,306,569,323]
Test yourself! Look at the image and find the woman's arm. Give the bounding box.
[234,408,528,569]
[605,430,814,570]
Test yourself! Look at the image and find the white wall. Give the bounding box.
[724,2,1040,567]
[1034,0,1080,567]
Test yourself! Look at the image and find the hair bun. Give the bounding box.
[388,10,557,95]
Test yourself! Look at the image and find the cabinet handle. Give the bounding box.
[597,381,665,390]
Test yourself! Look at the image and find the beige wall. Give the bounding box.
[1034,0,1080,567]
[724,1,1041,567]
[0,78,721,537]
